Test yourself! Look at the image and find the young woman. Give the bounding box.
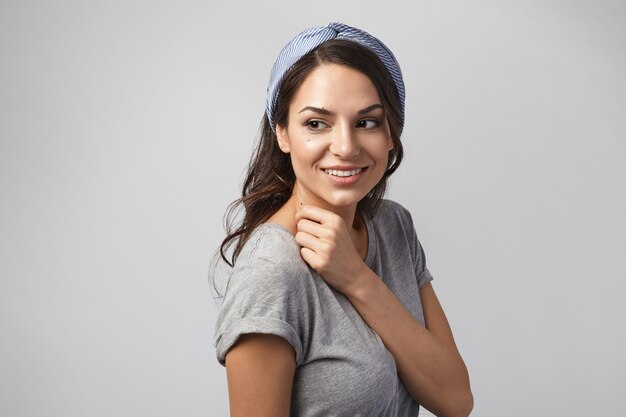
[212,22,473,417]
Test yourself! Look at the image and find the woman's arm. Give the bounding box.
[225,334,296,417]
[294,205,473,417]
[348,277,473,417]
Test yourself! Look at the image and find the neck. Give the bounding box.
[291,183,365,240]
[266,183,367,259]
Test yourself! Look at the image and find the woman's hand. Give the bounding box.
[294,205,368,295]
[295,205,473,416]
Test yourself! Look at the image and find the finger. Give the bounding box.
[296,218,327,239]
[294,230,325,253]
[295,205,339,225]
[299,247,320,271]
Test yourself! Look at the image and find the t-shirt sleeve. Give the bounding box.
[213,257,311,367]
[414,234,434,289]
[397,202,434,289]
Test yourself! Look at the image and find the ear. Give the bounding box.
[276,124,291,153]
[386,133,394,152]
[384,121,394,151]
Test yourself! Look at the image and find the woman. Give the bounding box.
[212,22,473,417]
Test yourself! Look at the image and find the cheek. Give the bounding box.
[289,140,327,167]
[367,141,393,161]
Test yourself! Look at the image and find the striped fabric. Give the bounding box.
[265,22,405,133]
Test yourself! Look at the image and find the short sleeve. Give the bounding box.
[415,241,434,289]
[401,205,434,289]
[415,255,433,289]
[213,257,311,367]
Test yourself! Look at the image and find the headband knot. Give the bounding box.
[265,22,405,133]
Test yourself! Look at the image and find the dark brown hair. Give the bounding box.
[217,39,405,270]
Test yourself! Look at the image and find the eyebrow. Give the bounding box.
[298,103,383,115]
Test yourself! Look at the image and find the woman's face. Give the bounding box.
[276,63,393,211]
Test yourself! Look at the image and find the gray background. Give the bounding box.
[1,0,624,416]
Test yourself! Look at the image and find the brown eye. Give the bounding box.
[357,119,378,128]
[305,120,328,130]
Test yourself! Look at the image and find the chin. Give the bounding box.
[320,191,367,208]
[295,179,375,209]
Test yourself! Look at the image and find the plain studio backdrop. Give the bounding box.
[1,0,625,416]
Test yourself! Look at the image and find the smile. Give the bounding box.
[323,168,364,177]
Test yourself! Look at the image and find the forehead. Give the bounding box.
[289,63,381,112]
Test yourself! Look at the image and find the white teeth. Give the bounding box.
[324,168,363,177]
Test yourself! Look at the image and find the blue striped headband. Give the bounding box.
[266,22,405,133]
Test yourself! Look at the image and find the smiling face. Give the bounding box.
[276,63,394,212]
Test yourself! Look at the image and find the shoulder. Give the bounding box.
[369,198,416,232]
[227,223,312,294]
[215,224,316,366]
[238,223,305,269]
[367,199,430,275]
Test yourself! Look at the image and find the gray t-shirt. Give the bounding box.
[214,199,434,416]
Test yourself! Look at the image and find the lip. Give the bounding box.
[321,166,368,185]
[321,165,365,170]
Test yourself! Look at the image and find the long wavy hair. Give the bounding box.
[215,39,405,276]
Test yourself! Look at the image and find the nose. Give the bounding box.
[329,124,360,158]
